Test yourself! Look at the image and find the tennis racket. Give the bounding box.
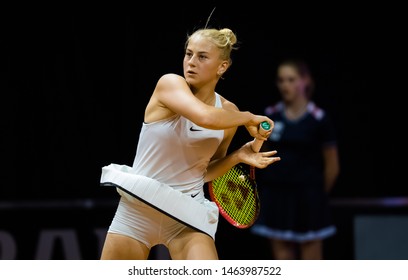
[208,121,271,228]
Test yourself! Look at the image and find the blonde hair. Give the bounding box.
[185,28,238,63]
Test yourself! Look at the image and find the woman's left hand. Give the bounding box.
[237,141,281,169]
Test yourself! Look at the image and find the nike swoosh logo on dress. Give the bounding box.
[189,126,202,131]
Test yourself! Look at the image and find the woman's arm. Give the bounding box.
[204,142,280,182]
[323,145,340,193]
[145,73,272,139]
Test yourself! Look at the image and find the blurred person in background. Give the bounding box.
[251,59,340,260]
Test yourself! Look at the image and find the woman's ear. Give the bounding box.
[218,60,229,76]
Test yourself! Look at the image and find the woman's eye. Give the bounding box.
[277,77,296,83]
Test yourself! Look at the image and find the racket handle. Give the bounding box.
[251,121,271,152]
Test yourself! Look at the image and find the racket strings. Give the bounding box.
[211,166,258,226]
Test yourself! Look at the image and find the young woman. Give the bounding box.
[99,27,281,260]
[251,59,340,259]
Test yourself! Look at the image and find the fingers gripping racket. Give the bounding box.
[208,121,271,228]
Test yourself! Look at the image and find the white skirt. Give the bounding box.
[100,163,219,239]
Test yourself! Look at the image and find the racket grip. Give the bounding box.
[251,121,271,152]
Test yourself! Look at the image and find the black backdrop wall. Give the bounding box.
[1,5,399,260]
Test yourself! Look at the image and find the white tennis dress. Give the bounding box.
[101,93,224,244]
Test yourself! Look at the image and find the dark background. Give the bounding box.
[1,5,403,260]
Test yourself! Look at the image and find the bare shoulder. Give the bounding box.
[153,73,192,101]
[156,73,186,88]
[145,73,186,122]
[218,94,239,111]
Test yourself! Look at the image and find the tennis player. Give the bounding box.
[99,27,281,260]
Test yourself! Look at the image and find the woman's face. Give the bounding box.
[276,65,307,101]
[183,36,227,89]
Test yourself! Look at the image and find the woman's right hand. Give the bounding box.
[245,116,274,140]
